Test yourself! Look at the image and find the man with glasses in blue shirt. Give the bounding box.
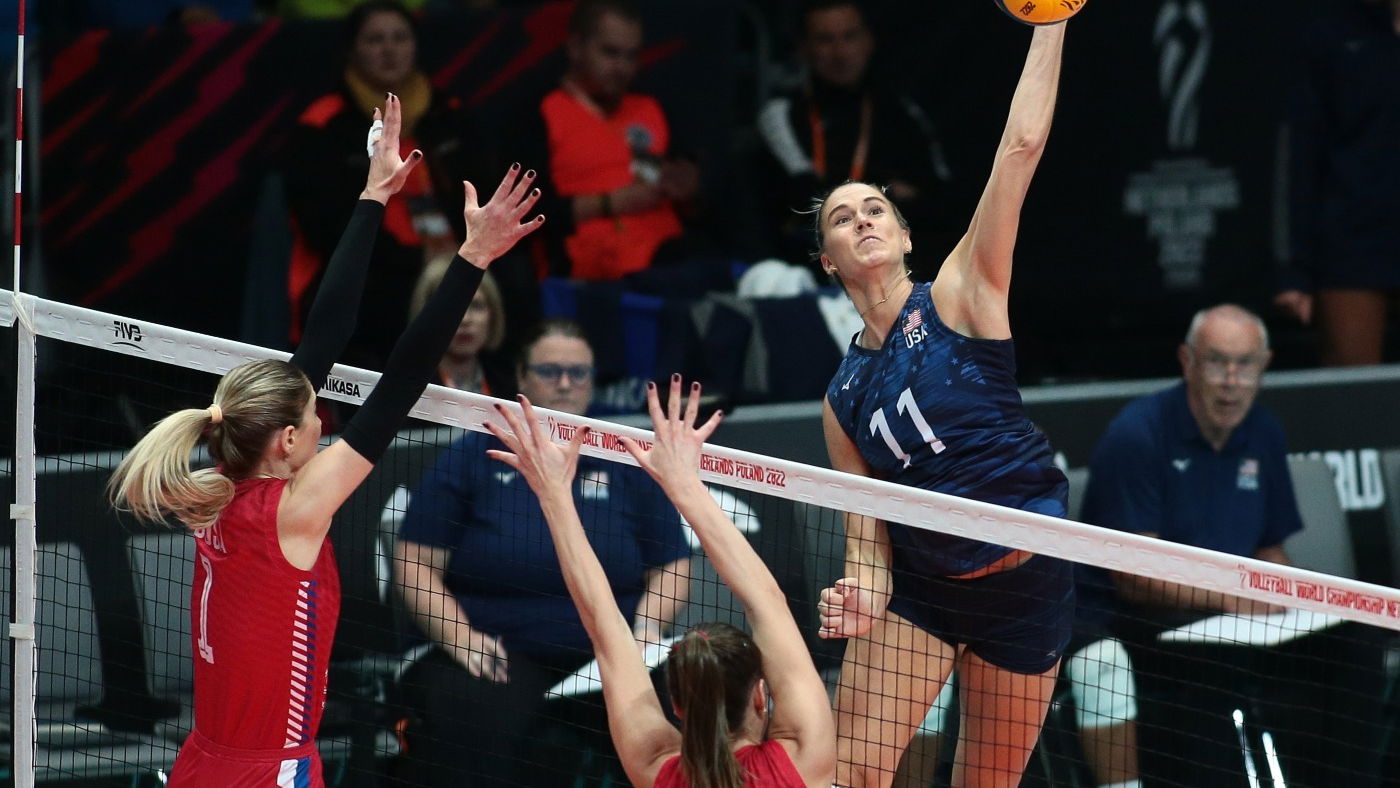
[1086,304,1299,579]
[393,318,691,786]
[1071,304,1386,788]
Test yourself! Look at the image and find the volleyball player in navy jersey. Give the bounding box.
[108,94,544,787]
[814,22,1072,788]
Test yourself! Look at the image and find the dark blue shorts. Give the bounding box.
[886,554,1075,675]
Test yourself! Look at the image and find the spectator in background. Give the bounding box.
[1080,304,1383,787]
[757,0,952,275]
[410,257,513,396]
[516,0,721,291]
[393,319,692,787]
[1087,306,1298,614]
[1079,305,1293,788]
[1276,0,1400,366]
[283,0,479,373]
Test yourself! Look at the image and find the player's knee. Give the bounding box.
[1066,638,1138,729]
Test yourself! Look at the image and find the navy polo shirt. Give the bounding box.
[400,430,689,657]
[1074,384,1303,629]
[1082,383,1303,555]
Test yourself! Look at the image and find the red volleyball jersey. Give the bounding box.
[188,478,341,750]
[653,740,807,788]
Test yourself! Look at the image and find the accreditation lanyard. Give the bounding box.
[809,93,873,182]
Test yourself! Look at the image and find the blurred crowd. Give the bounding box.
[21,0,1400,416]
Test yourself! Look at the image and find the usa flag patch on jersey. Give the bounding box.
[902,308,929,348]
[903,309,924,335]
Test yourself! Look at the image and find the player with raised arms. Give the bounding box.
[108,94,544,787]
[814,12,1079,788]
[484,377,835,788]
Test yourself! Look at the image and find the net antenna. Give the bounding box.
[9,0,38,784]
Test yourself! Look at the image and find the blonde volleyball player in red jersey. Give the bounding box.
[109,95,544,787]
[484,377,835,788]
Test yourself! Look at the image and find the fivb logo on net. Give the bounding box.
[111,319,145,351]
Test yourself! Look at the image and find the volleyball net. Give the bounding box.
[5,290,1398,787]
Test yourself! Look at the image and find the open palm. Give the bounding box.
[458,166,546,268]
[362,93,423,202]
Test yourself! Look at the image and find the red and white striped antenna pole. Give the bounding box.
[11,0,21,291]
[11,1,38,786]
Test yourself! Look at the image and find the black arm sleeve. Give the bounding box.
[289,199,384,386]
[341,256,485,463]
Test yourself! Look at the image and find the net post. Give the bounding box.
[10,292,36,788]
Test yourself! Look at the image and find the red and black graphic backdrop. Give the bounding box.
[38,1,738,338]
[38,0,1324,370]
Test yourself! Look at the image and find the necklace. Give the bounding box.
[858,272,912,319]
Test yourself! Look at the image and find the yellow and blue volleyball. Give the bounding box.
[994,0,1087,25]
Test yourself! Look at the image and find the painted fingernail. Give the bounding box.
[532,188,540,196]
[511,162,520,171]
[671,373,681,383]
[411,150,422,158]
[691,382,699,391]
[647,381,656,391]
[525,169,536,179]
[516,393,525,401]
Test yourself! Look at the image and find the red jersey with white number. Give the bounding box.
[652,740,807,788]
[189,477,340,750]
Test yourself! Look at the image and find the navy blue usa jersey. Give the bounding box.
[826,283,1067,576]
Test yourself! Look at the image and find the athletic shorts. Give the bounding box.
[168,729,323,788]
[887,554,1075,675]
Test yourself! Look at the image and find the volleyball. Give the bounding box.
[994,0,1087,25]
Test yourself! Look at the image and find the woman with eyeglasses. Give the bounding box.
[393,319,693,787]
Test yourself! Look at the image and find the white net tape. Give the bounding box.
[10,288,1400,630]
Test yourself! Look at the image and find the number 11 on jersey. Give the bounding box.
[870,388,946,468]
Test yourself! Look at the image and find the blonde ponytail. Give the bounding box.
[108,407,234,529]
[108,358,313,530]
